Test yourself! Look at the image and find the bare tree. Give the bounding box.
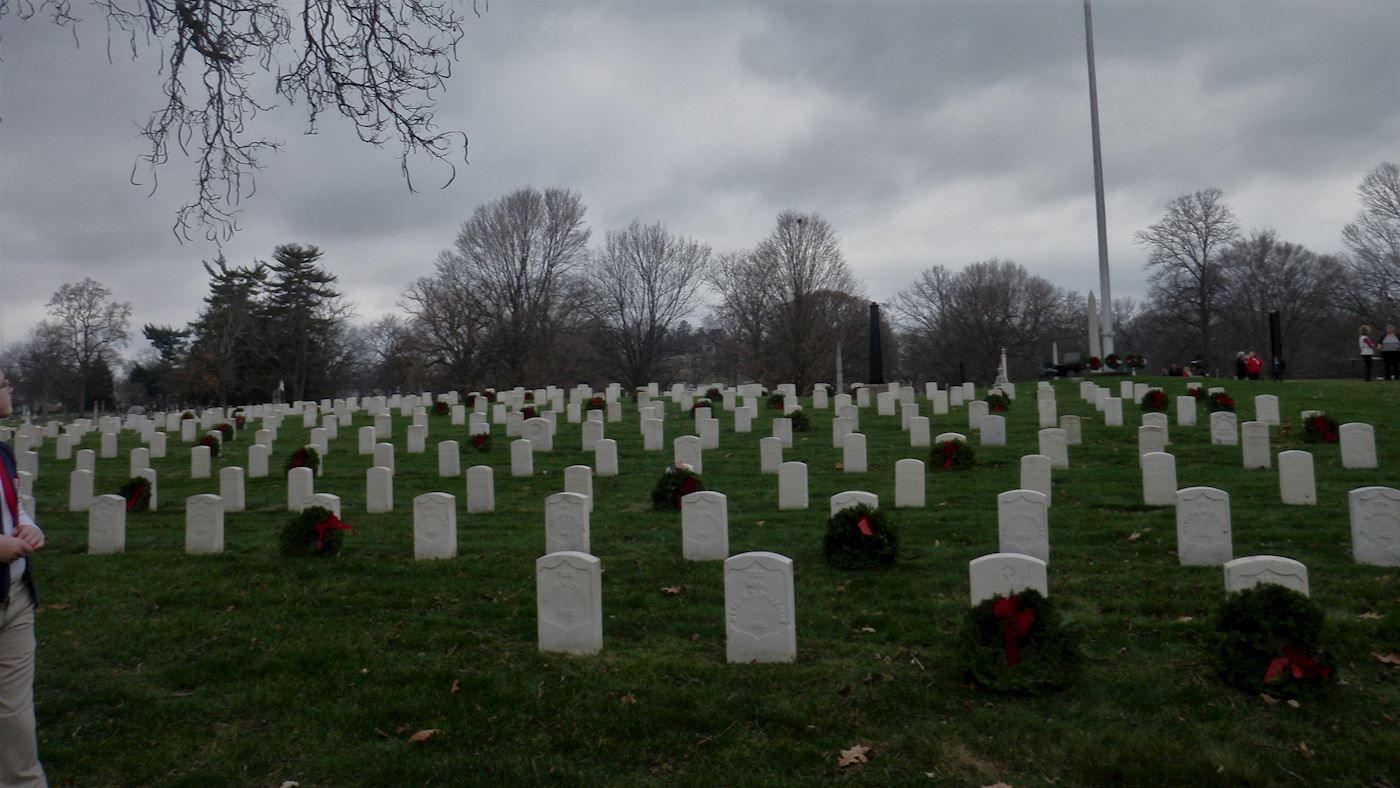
[1218,229,1345,375]
[1135,188,1240,372]
[587,220,712,390]
[401,265,488,388]
[45,278,133,413]
[749,211,862,391]
[0,322,70,415]
[6,0,485,240]
[427,186,591,387]
[1342,162,1400,317]
[708,249,776,384]
[896,259,1082,383]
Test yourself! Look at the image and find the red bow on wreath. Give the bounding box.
[856,516,874,537]
[675,476,698,509]
[942,441,958,470]
[125,482,147,512]
[313,513,357,550]
[1312,416,1334,443]
[1264,644,1332,683]
[993,596,1035,667]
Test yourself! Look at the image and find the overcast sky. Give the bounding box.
[2,0,1397,358]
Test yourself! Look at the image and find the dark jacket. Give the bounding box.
[0,442,38,607]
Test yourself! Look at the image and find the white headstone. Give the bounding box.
[68,469,93,512]
[467,464,495,515]
[1103,397,1123,427]
[1141,452,1178,507]
[1349,486,1400,566]
[523,417,553,452]
[190,445,211,479]
[778,461,808,511]
[564,465,594,513]
[674,435,703,474]
[248,444,269,479]
[87,494,126,554]
[829,490,879,516]
[582,420,605,452]
[842,432,868,472]
[734,407,753,434]
[1019,455,1052,505]
[511,439,534,477]
[830,416,854,449]
[1176,487,1232,565]
[413,492,457,560]
[682,491,729,561]
[759,437,783,474]
[1138,425,1167,456]
[892,458,925,508]
[1037,428,1068,469]
[219,467,246,512]
[998,490,1050,563]
[536,551,603,655]
[1059,415,1082,445]
[1340,423,1378,469]
[1277,450,1315,505]
[129,447,150,478]
[1209,411,1239,446]
[185,493,225,555]
[373,442,396,472]
[908,416,930,448]
[149,432,167,459]
[1037,398,1057,429]
[968,400,989,430]
[1241,421,1271,469]
[358,426,376,455]
[286,466,314,512]
[545,491,591,554]
[969,553,1048,606]
[437,441,461,477]
[643,418,664,451]
[405,424,426,454]
[367,466,394,513]
[374,412,392,440]
[979,415,1006,446]
[725,552,797,664]
[932,389,949,415]
[1224,555,1309,596]
[1253,394,1280,426]
[771,417,793,449]
[590,438,617,477]
[1176,395,1198,426]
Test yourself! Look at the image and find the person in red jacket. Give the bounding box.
[1244,352,1263,380]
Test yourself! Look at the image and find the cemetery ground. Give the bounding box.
[20,378,1400,785]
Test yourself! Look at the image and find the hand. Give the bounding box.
[14,524,44,551]
[0,535,34,563]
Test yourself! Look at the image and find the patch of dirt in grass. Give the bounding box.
[937,740,1003,782]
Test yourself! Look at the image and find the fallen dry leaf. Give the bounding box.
[41,603,71,610]
[1373,652,1400,666]
[1260,693,1279,705]
[1297,741,1313,758]
[621,693,637,705]
[1359,612,1384,620]
[837,743,871,768]
[1287,699,1301,709]
[450,679,461,694]
[1124,531,1142,543]
[755,520,766,526]
[406,729,442,744]
[859,626,877,633]
[834,462,844,470]
[1177,616,1195,623]
[660,586,683,595]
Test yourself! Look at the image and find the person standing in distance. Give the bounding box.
[0,370,47,787]
[1381,324,1400,381]
[1359,325,1377,381]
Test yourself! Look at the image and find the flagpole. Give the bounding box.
[1084,0,1114,356]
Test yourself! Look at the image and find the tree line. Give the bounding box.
[3,162,1397,414]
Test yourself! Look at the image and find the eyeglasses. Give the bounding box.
[0,382,11,391]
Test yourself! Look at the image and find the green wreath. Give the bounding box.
[118,477,152,513]
[470,432,492,453]
[957,589,1082,694]
[1207,392,1236,413]
[986,392,1010,413]
[789,408,810,432]
[766,393,786,410]
[1139,389,1168,412]
[1300,413,1339,444]
[1212,583,1335,698]
[432,400,450,416]
[650,464,703,511]
[822,503,898,569]
[284,445,321,474]
[689,398,713,419]
[279,505,356,557]
[198,433,222,458]
[216,422,234,440]
[933,438,975,471]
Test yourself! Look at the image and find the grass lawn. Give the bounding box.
[16,377,1400,785]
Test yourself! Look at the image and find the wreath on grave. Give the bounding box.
[216,422,234,441]
[520,405,537,420]
[198,433,222,458]
[789,408,810,432]
[1139,389,1168,412]
[1300,412,1339,444]
[1105,353,1122,370]
[284,445,321,474]
[650,463,704,511]
[1212,583,1335,698]
[279,505,357,557]
[1088,356,1102,371]
[705,387,723,401]
[470,433,492,453]
[481,388,497,402]
[1189,387,1207,399]
[986,392,1011,413]
[587,395,605,411]
[432,400,450,416]
[933,438,975,471]
[957,588,1082,694]
[233,412,246,429]
[1207,391,1236,413]
[181,410,196,420]
[688,398,713,419]
[822,503,898,569]
[118,476,151,513]
[766,393,786,410]
[1126,353,1148,369]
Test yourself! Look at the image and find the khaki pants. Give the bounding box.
[0,582,45,788]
